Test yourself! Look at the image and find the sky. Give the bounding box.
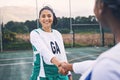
[0,0,95,23]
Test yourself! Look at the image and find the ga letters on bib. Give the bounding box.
[50,41,61,54]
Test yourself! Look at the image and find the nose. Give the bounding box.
[45,16,49,19]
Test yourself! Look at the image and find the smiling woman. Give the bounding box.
[29,6,72,80]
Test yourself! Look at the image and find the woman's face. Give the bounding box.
[39,9,53,28]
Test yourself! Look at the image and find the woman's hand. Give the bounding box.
[51,57,68,75]
[58,62,69,75]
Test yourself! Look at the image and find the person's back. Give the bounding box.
[86,0,120,80]
[90,43,120,80]
[58,0,120,80]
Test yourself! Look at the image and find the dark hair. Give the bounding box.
[39,6,57,26]
[102,0,120,19]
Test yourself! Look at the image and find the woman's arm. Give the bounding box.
[51,57,68,74]
[59,60,96,75]
[30,31,55,64]
[73,60,96,74]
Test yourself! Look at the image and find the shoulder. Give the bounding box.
[52,29,62,35]
[30,28,42,35]
[53,29,60,33]
[98,44,120,62]
[91,58,120,80]
[30,28,42,38]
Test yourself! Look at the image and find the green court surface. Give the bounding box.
[0,47,109,80]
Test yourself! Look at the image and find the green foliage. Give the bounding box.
[59,29,70,33]
[5,21,29,33]
[3,29,16,43]
[24,20,37,32]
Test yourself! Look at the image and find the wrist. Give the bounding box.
[57,63,62,67]
[68,64,73,71]
[51,57,61,67]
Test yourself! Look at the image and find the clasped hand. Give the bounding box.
[58,62,71,75]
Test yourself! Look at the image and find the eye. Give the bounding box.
[47,14,52,18]
[41,14,45,18]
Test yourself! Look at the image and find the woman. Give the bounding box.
[29,6,72,80]
[59,0,120,80]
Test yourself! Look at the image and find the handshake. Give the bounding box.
[57,62,73,75]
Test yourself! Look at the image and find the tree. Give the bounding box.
[5,21,30,33]
[3,29,16,44]
[24,20,37,32]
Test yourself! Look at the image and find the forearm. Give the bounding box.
[73,60,96,74]
[51,57,69,75]
[66,63,73,71]
[30,31,55,64]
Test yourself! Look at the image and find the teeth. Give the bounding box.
[44,22,50,24]
[45,23,48,24]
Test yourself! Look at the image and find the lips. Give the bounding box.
[43,20,52,24]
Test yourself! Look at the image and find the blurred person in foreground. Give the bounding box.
[29,6,72,80]
[59,0,120,80]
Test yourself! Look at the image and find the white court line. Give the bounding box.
[0,54,99,66]
[0,57,33,61]
[0,62,32,66]
[68,54,99,62]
